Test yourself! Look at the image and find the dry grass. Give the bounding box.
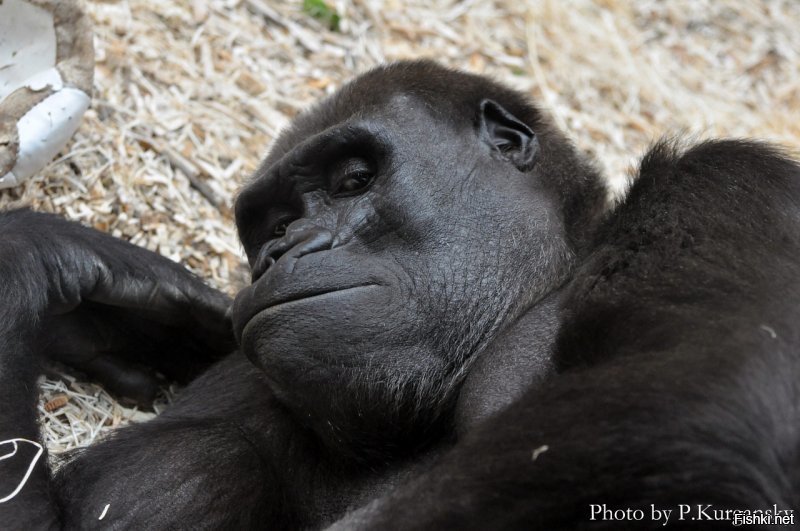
[4,0,797,454]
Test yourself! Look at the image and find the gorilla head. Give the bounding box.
[232,60,604,459]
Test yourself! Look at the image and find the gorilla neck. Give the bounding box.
[454,289,562,434]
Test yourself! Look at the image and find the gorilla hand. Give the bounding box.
[0,209,234,405]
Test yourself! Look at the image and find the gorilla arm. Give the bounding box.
[0,209,415,529]
[0,209,233,528]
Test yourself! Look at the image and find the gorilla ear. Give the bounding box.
[478,99,539,172]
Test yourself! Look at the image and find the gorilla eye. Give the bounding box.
[338,172,373,194]
[331,158,375,198]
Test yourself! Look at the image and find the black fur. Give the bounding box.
[1,61,798,529]
[331,138,800,529]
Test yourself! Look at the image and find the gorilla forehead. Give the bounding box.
[253,60,548,175]
[235,59,605,254]
[234,60,554,234]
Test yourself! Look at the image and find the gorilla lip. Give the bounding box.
[236,283,380,343]
[263,283,379,311]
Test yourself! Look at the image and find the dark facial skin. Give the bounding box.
[232,90,584,457]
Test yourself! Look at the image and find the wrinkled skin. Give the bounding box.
[2,61,799,530]
[232,93,578,457]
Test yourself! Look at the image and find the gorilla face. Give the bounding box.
[232,65,581,457]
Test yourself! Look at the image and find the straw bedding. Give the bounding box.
[2,0,797,455]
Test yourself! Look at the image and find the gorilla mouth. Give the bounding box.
[236,283,381,344]
[262,284,379,312]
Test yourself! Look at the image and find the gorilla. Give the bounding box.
[1,60,798,529]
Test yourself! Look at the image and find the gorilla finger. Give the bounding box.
[88,269,232,334]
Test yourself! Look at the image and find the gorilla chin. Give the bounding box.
[236,270,451,458]
[239,282,387,374]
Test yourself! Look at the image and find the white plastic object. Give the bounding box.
[0,0,94,189]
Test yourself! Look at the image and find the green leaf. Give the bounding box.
[303,0,341,32]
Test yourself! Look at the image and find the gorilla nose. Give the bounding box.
[251,223,334,282]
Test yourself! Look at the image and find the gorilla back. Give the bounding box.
[0,60,798,530]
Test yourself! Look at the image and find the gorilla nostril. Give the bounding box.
[250,227,334,283]
[251,254,275,283]
[267,246,285,263]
